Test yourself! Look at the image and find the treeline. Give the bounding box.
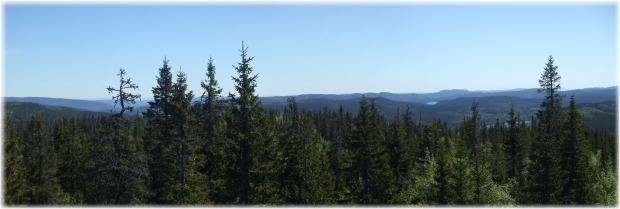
[3,44,616,206]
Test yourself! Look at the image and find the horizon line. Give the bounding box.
[3,85,616,101]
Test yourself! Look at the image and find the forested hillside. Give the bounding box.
[6,94,615,133]
[264,96,616,133]
[4,97,114,111]
[4,102,107,125]
[3,45,616,206]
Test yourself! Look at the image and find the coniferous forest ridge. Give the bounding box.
[3,42,617,206]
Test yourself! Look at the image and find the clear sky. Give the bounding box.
[4,3,617,99]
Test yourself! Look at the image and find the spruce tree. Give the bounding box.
[170,70,206,204]
[531,55,564,204]
[143,58,177,204]
[23,114,65,204]
[197,56,229,203]
[446,137,475,205]
[280,97,335,204]
[408,148,439,205]
[4,116,31,205]
[226,42,281,204]
[504,105,524,179]
[327,105,353,203]
[559,96,590,204]
[466,99,481,155]
[386,109,414,203]
[86,68,147,204]
[53,118,86,204]
[349,98,395,204]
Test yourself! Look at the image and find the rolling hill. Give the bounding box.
[4,86,616,132]
[4,97,114,111]
[4,102,108,125]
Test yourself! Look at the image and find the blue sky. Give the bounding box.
[4,4,617,99]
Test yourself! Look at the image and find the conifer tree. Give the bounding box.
[530,55,564,204]
[143,58,177,204]
[53,118,86,203]
[386,109,414,203]
[408,148,439,205]
[86,68,147,204]
[4,116,31,205]
[197,56,229,203]
[559,96,590,204]
[487,119,508,184]
[144,62,204,204]
[280,97,335,204]
[170,70,206,204]
[466,99,481,155]
[471,142,502,205]
[588,153,616,205]
[327,105,353,203]
[107,68,142,116]
[23,114,65,204]
[349,98,395,204]
[402,106,420,160]
[504,105,524,179]
[226,42,281,204]
[446,137,475,205]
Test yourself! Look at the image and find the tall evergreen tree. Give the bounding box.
[327,105,353,203]
[504,105,524,179]
[143,58,177,204]
[466,99,481,155]
[171,70,206,204]
[559,96,590,204]
[530,55,564,204]
[197,56,229,203]
[386,109,414,203]
[349,98,395,204]
[280,97,335,204]
[226,42,281,204]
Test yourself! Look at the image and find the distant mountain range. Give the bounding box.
[4,86,616,132]
[260,86,617,106]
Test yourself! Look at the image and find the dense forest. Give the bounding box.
[3,43,617,206]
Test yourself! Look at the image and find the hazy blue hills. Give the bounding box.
[260,86,616,105]
[4,86,616,132]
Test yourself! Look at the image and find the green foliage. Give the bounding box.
[84,116,148,204]
[4,116,32,205]
[387,108,416,204]
[530,55,565,204]
[486,179,516,206]
[195,56,230,204]
[23,114,66,204]
[558,96,591,204]
[348,98,396,204]
[2,51,616,206]
[143,58,200,204]
[407,149,439,205]
[226,42,282,204]
[280,98,335,204]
